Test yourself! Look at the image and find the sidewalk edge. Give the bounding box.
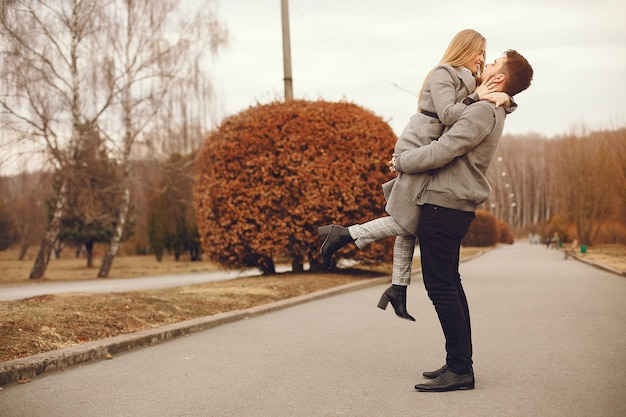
[562,250,626,277]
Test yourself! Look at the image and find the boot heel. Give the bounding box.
[318,225,333,237]
[377,285,416,321]
[377,294,389,310]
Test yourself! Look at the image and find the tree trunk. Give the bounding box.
[85,241,94,268]
[189,246,200,261]
[53,240,63,259]
[291,254,304,273]
[98,188,130,278]
[29,240,52,280]
[29,181,68,279]
[307,254,322,272]
[18,240,29,261]
[259,257,276,275]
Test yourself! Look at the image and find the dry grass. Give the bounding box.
[0,244,622,363]
[0,272,374,362]
[0,248,221,284]
[577,244,626,271]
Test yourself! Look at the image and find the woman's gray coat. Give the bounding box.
[383,64,477,234]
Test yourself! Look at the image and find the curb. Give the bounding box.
[561,250,626,277]
[0,275,391,387]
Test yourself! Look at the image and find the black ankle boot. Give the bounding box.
[377,284,415,321]
[318,225,354,269]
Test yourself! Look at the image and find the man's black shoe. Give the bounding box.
[415,370,475,392]
[422,364,448,379]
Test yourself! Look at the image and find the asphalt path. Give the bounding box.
[0,268,281,301]
[1,242,625,416]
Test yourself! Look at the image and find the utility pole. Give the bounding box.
[281,0,293,100]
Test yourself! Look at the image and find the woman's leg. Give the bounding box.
[349,216,415,284]
[375,233,417,321]
[392,234,416,285]
[349,216,409,249]
[320,216,417,321]
[348,216,418,321]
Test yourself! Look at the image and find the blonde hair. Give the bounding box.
[439,29,486,75]
[418,29,486,105]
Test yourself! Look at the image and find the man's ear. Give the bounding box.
[492,74,505,84]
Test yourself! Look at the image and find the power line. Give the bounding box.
[391,83,418,97]
[289,1,393,102]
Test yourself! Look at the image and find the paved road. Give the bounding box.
[0,268,282,301]
[1,243,625,416]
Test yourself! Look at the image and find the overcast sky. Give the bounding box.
[211,0,626,138]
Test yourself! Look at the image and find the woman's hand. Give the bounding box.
[481,91,510,108]
[475,77,510,108]
[474,80,492,99]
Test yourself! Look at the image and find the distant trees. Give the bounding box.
[148,153,200,262]
[56,124,123,268]
[484,135,553,232]
[552,130,626,245]
[0,198,14,251]
[483,128,626,245]
[0,0,227,278]
[194,100,397,274]
[0,171,49,259]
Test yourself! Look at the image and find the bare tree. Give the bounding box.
[483,128,626,244]
[96,0,227,277]
[0,0,116,278]
[487,135,554,232]
[1,0,226,278]
[554,130,624,245]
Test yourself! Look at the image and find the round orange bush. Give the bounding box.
[193,100,397,273]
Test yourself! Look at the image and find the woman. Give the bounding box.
[318,29,511,321]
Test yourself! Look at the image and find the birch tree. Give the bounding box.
[1,0,226,278]
[96,0,226,277]
[0,0,115,278]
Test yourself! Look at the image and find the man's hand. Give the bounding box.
[388,156,398,173]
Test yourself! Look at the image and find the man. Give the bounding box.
[389,50,533,392]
